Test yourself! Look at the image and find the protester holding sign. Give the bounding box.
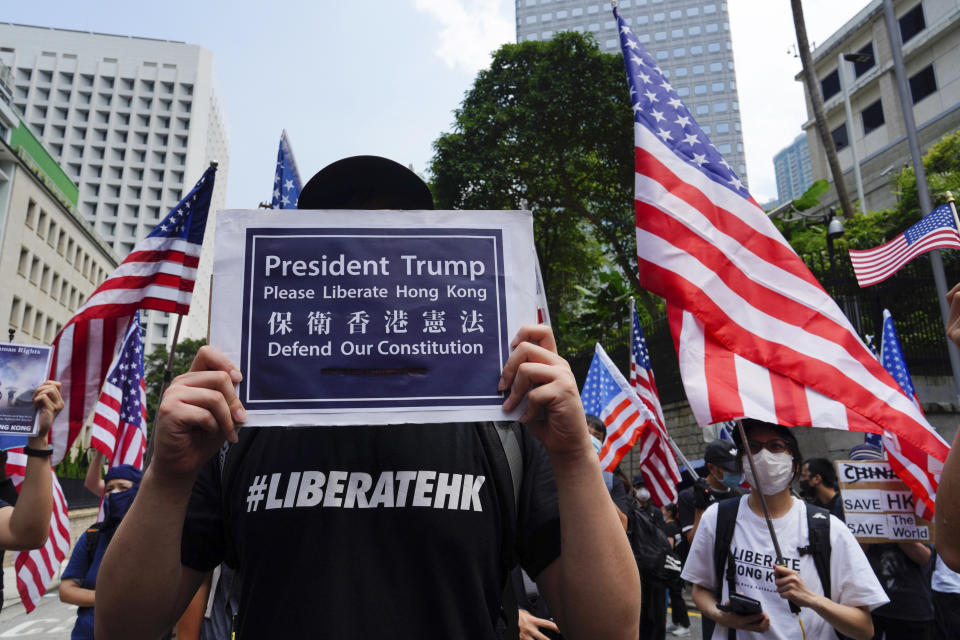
[96,157,641,640]
[0,380,61,551]
[682,419,887,639]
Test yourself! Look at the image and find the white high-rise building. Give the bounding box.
[515,0,748,184]
[0,23,229,353]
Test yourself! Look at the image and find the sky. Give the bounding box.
[2,0,860,207]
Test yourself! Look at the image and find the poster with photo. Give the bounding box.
[0,343,53,436]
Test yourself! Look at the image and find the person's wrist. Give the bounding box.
[26,434,50,450]
[546,440,597,471]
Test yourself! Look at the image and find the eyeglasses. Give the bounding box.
[747,439,789,455]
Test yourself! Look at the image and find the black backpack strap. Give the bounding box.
[797,503,832,600]
[711,498,740,640]
[477,421,523,578]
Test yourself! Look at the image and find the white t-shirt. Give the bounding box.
[681,495,888,639]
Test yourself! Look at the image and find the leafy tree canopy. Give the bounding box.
[429,32,657,358]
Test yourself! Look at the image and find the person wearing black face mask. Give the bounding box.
[798,458,844,521]
[60,464,142,640]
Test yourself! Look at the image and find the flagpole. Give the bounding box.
[948,192,960,237]
[628,297,698,484]
[143,313,183,468]
[734,419,785,564]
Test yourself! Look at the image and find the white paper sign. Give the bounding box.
[211,210,538,427]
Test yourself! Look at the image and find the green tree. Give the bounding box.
[144,337,206,426]
[430,32,657,356]
[777,130,960,260]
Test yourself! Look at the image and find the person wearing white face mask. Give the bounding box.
[681,419,889,640]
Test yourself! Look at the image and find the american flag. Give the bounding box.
[879,310,938,520]
[614,7,949,516]
[581,344,673,504]
[850,204,960,287]
[4,451,71,612]
[48,166,216,463]
[628,302,682,505]
[90,311,147,468]
[272,130,302,209]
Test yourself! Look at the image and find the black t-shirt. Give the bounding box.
[181,423,562,639]
[677,483,742,535]
[815,491,845,522]
[867,543,934,621]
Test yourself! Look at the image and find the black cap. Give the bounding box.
[704,440,738,473]
[298,155,434,210]
[632,473,645,488]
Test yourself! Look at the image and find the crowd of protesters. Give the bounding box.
[2,160,960,640]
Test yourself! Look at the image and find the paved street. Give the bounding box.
[0,590,703,638]
[0,595,76,638]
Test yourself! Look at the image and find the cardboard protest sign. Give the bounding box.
[211,210,537,426]
[0,343,53,436]
[835,459,933,543]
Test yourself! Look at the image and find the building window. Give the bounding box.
[852,42,875,77]
[688,26,701,36]
[675,67,688,76]
[831,123,849,150]
[694,84,707,95]
[909,64,936,104]
[696,104,709,115]
[17,248,29,276]
[716,122,730,133]
[821,69,840,101]
[714,102,728,112]
[899,3,925,44]
[709,62,722,72]
[718,143,732,153]
[9,297,21,328]
[861,99,885,134]
[686,7,699,16]
[712,81,725,92]
[657,51,669,60]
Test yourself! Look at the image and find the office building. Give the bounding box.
[515,0,748,183]
[0,58,119,347]
[0,24,230,353]
[774,133,814,205]
[799,0,960,213]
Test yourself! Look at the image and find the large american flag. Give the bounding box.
[4,451,71,612]
[90,311,147,468]
[271,130,302,209]
[48,166,216,463]
[581,343,675,505]
[629,301,681,504]
[615,7,948,516]
[850,204,960,287]
[879,310,938,520]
